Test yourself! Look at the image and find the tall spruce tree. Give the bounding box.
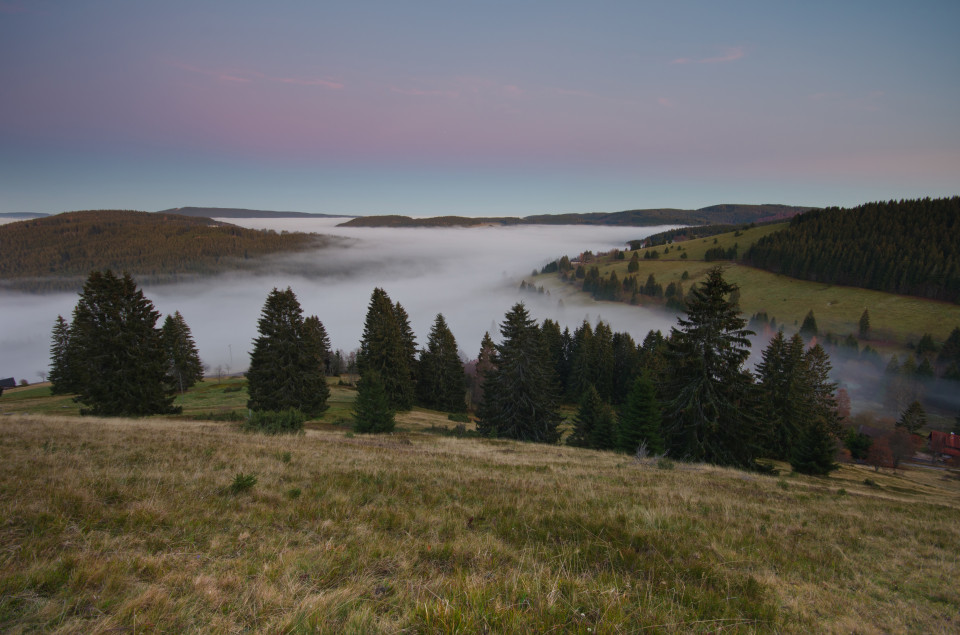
[247,287,329,416]
[896,401,927,433]
[790,417,838,475]
[417,313,467,412]
[567,384,614,448]
[353,371,395,433]
[858,309,871,339]
[661,267,759,467]
[476,303,561,443]
[800,310,819,339]
[617,374,664,455]
[160,311,204,394]
[303,316,332,376]
[357,288,415,410]
[48,315,78,394]
[69,270,178,416]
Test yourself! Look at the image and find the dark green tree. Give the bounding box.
[303,315,332,375]
[160,311,204,394]
[617,374,664,455]
[48,315,79,395]
[69,270,178,416]
[858,309,871,339]
[247,287,329,416]
[799,310,818,339]
[357,288,415,410]
[417,313,467,412]
[353,371,395,433]
[896,400,927,433]
[661,267,759,467]
[938,327,960,364]
[567,386,609,448]
[394,301,419,393]
[476,303,561,443]
[791,417,838,475]
[627,251,640,273]
[916,333,937,356]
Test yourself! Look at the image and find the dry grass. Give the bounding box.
[2,413,959,633]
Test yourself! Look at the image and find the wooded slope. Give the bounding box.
[745,197,960,303]
[0,210,323,290]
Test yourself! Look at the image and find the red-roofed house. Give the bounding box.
[929,430,960,460]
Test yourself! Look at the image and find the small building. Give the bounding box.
[929,430,960,460]
[0,377,16,390]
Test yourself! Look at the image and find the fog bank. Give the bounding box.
[0,219,679,380]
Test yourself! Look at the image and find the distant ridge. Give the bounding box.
[157,207,354,219]
[338,204,814,228]
[0,212,48,219]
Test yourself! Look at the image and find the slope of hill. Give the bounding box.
[0,406,956,632]
[337,204,814,228]
[157,206,354,219]
[745,197,960,303]
[0,210,327,291]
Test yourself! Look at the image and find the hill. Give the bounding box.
[745,197,960,303]
[337,204,814,228]
[541,220,960,349]
[0,210,328,291]
[156,206,353,219]
[0,399,957,632]
[0,212,48,219]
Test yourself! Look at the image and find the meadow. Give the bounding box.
[2,382,959,633]
[547,223,960,348]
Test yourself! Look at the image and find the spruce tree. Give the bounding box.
[567,386,603,448]
[48,315,78,395]
[303,316,332,376]
[476,303,561,443]
[661,267,759,467]
[69,270,178,416]
[357,288,415,410]
[417,313,467,412]
[858,309,871,339]
[800,310,818,339]
[160,311,204,394]
[896,401,926,433]
[353,371,395,433]
[469,332,496,408]
[938,326,960,364]
[617,374,664,455]
[791,417,838,475]
[247,287,329,416]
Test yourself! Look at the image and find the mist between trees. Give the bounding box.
[46,265,925,475]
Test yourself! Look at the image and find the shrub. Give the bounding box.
[448,412,471,423]
[244,409,306,435]
[229,472,257,494]
[657,457,675,470]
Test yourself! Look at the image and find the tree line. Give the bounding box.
[745,197,960,303]
[49,267,853,475]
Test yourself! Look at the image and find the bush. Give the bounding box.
[448,412,471,423]
[657,457,675,470]
[244,408,306,435]
[229,472,257,494]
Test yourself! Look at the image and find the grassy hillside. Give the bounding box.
[553,222,960,347]
[0,409,957,633]
[0,210,328,291]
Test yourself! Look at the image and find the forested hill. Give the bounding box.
[745,197,960,303]
[157,207,353,219]
[0,210,325,291]
[338,204,813,228]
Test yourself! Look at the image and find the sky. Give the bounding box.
[2,0,958,216]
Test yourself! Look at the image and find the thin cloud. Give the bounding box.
[171,61,342,89]
[391,86,460,98]
[274,77,344,90]
[672,46,745,65]
[657,97,674,107]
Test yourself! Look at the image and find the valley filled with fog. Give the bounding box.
[0,218,681,380]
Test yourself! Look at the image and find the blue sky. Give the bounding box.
[1,0,958,216]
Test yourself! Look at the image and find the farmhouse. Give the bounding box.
[929,430,960,460]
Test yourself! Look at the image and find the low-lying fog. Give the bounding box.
[0,219,681,380]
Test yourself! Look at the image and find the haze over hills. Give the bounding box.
[337,203,814,227]
[156,207,354,219]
